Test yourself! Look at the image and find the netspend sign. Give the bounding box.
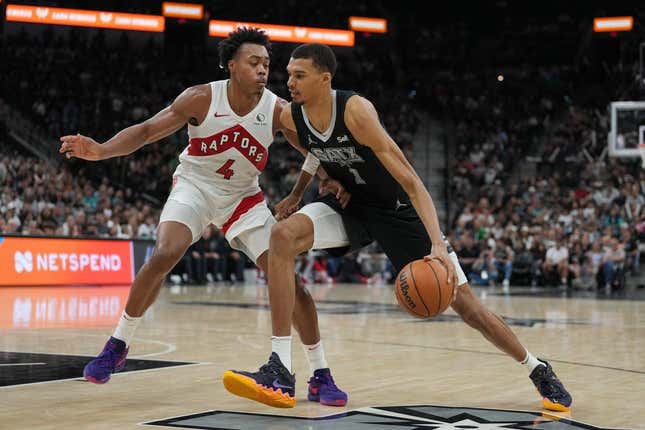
[0,237,134,285]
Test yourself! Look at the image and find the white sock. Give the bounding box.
[303,340,328,374]
[112,311,141,346]
[271,335,292,372]
[520,350,543,373]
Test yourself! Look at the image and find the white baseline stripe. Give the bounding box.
[0,362,47,367]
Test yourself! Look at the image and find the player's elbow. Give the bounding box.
[400,175,423,199]
[139,121,153,145]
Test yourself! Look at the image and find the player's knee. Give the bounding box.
[270,222,298,254]
[150,243,185,272]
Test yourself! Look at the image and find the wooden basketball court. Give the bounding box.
[1,283,644,429]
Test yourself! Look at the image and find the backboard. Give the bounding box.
[608,101,645,159]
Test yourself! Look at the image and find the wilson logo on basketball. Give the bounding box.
[398,270,416,309]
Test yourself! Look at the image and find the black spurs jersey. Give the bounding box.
[291,90,408,209]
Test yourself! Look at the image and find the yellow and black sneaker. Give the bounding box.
[223,353,296,408]
[529,359,573,412]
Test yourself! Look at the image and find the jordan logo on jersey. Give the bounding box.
[310,146,365,167]
[307,134,317,147]
[188,124,267,171]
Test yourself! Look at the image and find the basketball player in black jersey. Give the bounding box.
[223,43,572,412]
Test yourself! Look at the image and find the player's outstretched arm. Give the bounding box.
[344,95,457,286]
[59,85,210,161]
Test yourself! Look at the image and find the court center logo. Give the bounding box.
[14,251,33,273]
[145,405,617,429]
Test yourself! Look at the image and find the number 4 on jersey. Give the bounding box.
[216,159,235,180]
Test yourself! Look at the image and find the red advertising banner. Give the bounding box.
[0,237,134,286]
[593,16,633,32]
[5,5,165,32]
[209,20,355,47]
[162,2,203,20]
[349,16,387,33]
[0,286,130,329]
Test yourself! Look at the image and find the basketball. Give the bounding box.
[395,259,454,318]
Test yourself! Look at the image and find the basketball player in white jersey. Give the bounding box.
[58,28,347,405]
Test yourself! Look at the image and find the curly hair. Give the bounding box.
[218,27,271,73]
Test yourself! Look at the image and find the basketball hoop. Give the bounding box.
[640,143,645,169]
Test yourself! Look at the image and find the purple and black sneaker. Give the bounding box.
[83,336,129,384]
[307,368,348,406]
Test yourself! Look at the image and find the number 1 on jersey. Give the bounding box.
[216,159,235,180]
[349,167,366,184]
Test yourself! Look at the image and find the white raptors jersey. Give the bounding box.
[175,80,277,195]
[169,80,277,242]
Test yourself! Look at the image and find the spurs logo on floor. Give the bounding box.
[145,405,615,429]
[0,351,195,387]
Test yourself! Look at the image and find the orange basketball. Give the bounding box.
[395,259,454,318]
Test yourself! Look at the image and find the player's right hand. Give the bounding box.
[275,193,301,221]
[423,244,458,302]
[59,134,104,161]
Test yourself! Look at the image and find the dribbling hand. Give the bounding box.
[59,134,104,161]
[424,244,459,304]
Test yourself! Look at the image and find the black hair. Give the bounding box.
[218,27,271,72]
[291,43,337,76]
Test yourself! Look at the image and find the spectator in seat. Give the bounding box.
[204,226,226,282]
[543,236,569,287]
[456,232,480,275]
[602,238,626,291]
[470,246,498,286]
[621,229,640,274]
[568,242,585,289]
[494,238,514,290]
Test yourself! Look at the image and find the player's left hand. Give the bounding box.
[424,244,458,303]
[274,193,301,220]
[319,178,351,208]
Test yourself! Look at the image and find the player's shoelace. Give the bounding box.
[259,357,284,377]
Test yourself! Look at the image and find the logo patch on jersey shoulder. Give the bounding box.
[188,124,267,171]
[253,112,267,126]
[213,112,229,118]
